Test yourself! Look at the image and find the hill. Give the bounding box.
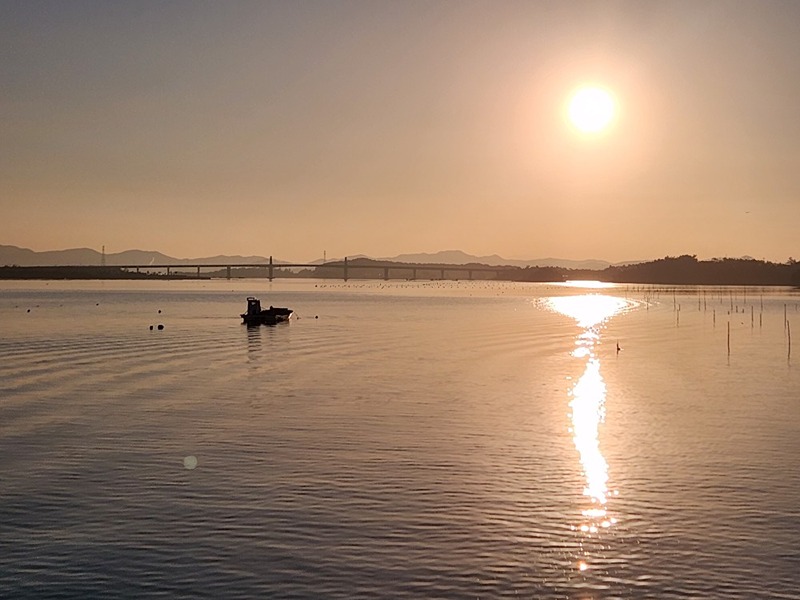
[0,245,274,267]
[384,250,616,270]
[0,245,623,270]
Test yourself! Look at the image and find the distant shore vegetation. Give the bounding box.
[1,255,798,286]
[0,266,206,280]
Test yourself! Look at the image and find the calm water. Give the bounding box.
[1,279,798,599]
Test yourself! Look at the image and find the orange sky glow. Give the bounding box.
[2,1,799,263]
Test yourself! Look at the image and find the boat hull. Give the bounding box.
[241,296,293,325]
[241,308,293,326]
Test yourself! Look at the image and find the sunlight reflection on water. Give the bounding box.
[2,282,799,597]
[542,293,637,571]
[546,294,633,329]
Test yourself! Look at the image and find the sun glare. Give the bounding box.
[568,86,616,133]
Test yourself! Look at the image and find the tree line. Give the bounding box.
[511,255,800,286]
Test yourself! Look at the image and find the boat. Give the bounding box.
[241,296,293,325]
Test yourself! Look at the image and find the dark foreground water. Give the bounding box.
[1,280,798,599]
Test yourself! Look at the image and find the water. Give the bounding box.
[1,279,798,598]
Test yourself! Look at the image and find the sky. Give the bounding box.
[3,0,800,263]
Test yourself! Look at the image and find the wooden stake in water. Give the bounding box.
[789,321,792,360]
[751,305,754,329]
[727,321,731,356]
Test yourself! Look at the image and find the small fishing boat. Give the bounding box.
[241,296,293,325]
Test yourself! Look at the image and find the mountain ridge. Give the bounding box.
[0,244,635,270]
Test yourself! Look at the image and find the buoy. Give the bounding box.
[157,324,164,330]
[149,325,154,330]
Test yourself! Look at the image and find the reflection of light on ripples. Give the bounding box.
[555,280,618,289]
[546,294,632,329]
[544,294,635,573]
[571,358,608,506]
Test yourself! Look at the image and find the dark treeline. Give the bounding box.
[328,255,800,286]
[309,255,800,285]
[2,255,799,286]
[0,266,203,280]
[444,255,799,286]
[575,255,800,286]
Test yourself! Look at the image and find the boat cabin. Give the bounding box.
[245,296,262,316]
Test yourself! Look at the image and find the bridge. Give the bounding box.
[104,256,515,281]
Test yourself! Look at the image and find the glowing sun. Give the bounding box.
[568,86,616,133]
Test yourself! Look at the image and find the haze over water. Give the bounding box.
[5,2,800,262]
[1,280,798,598]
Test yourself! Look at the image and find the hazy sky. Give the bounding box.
[3,0,800,262]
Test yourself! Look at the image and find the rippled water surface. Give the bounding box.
[1,280,799,598]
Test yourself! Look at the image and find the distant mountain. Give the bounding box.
[108,251,275,266]
[383,250,616,270]
[0,244,631,270]
[523,256,628,270]
[0,245,104,266]
[108,250,178,265]
[386,250,507,265]
[0,245,278,267]
[182,254,273,265]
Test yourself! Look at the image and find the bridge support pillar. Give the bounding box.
[343,257,348,282]
[167,266,171,276]
[269,256,274,281]
[226,266,231,280]
[197,266,201,278]
[383,267,389,281]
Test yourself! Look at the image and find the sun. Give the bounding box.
[568,86,616,133]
